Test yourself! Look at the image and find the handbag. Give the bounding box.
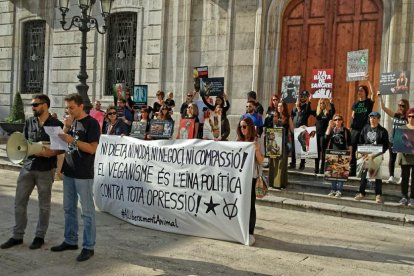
[255,165,269,198]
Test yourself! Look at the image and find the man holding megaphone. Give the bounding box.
[1,94,63,250]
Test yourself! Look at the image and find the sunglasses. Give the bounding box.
[31,102,44,107]
[187,95,193,97]
[333,118,343,121]
[272,98,278,101]
[399,104,406,107]
[408,115,414,119]
[240,125,248,129]
[107,112,117,116]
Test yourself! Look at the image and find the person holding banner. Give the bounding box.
[349,80,377,176]
[325,114,351,198]
[354,111,389,203]
[314,98,335,174]
[396,108,414,206]
[237,117,264,246]
[379,95,409,183]
[102,106,129,136]
[52,93,100,262]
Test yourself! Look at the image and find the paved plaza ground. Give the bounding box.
[0,168,414,275]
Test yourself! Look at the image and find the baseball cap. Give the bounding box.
[300,90,310,97]
[369,111,381,118]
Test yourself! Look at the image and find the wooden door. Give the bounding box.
[279,0,383,127]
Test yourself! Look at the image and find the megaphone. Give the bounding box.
[6,132,44,164]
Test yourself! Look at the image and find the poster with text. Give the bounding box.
[149,119,174,139]
[203,113,221,140]
[193,66,208,92]
[293,126,317,159]
[133,85,148,109]
[265,127,283,158]
[347,49,368,81]
[392,128,414,154]
[379,70,410,95]
[93,136,255,245]
[281,75,301,103]
[200,77,224,97]
[324,150,350,182]
[130,121,147,140]
[311,69,334,98]
[177,118,195,139]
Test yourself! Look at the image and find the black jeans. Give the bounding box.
[359,169,382,196]
[401,165,414,198]
[250,178,256,235]
[388,146,397,177]
[315,133,327,172]
[350,129,361,176]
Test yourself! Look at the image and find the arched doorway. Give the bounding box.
[278,0,383,126]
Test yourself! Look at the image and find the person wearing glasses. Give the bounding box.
[1,94,63,250]
[396,108,414,206]
[379,95,409,183]
[236,117,264,246]
[184,103,200,138]
[152,90,165,119]
[325,115,351,198]
[102,106,128,136]
[240,101,264,136]
[265,94,279,118]
[180,92,194,119]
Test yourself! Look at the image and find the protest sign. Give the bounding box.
[392,128,414,154]
[149,119,174,139]
[347,49,368,81]
[357,144,383,178]
[93,136,255,245]
[379,71,410,95]
[293,126,317,159]
[193,66,208,78]
[133,85,148,109]
[200,77,224,97]
[130,121,147,139]
[324,150,350,181]
[281,75,300,103]
[203,113,221,140]
[357,144,383,154]
[265,127,283,158]
[311,69,333,98]
[177,118,195,139]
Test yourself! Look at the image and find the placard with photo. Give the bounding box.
[324,150,350,182]
[130,121,147,140]
[392,128,414,155]
[200,77,224,97]
[265,127,283,158]
[149,119,174,139]
[347,49,368,81]
[281,75,300,103]
[133,85,148,109]
[379,70,410,95]
[293,126,318,159]
[203,113,221,140]
[177,118,195,139]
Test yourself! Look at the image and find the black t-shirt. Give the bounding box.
[23,115,64,171]
[165,99,175,108]
[351,99,374,130]
[390,113,407,143]
[62,115,100,179]
[327,128,351,150]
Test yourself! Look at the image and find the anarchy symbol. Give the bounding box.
[223,198,238,220]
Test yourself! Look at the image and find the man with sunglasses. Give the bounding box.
[1,94,63,250]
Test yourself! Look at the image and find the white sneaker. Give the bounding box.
[397,178,402,184]
[248,235,255,246]
[335,191,342,198]
[388,176,397,183]
[328,191,335,197]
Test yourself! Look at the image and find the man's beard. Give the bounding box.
[33,110,41,117]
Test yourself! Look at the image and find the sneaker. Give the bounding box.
[29,237,44,250]
[354,193,365,201]
[397,178,402,184]
[388,176,397,183]
[408,198,414,207]
[335,191,342,198]
[0,238,23,249]
[77,248,94,262]
[51,242,78,252]
[399,197,408,206]
[248,235,256,246]
[328,191,335,197]
[319,170,324,175]
[376,195,384,204]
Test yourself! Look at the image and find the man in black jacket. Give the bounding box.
[354,111,389,203]
[1,94,63,250]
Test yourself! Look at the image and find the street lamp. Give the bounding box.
[58,0,113,113]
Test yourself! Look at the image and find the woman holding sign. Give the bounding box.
[396,108,414,206]
[237,117,264,246]
[379,95,409,183]
[185,103,200,138]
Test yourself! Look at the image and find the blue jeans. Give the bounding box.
[63,175,96,250]
[331,181,344,192]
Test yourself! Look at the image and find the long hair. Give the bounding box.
[278,101,290,123]
[399,99,410,117]
[268,94,279,109]
[186,102,199,118]
[237,117,256,142]
[158,104,172,120]
[316,98,331,116]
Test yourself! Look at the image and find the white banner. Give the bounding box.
[93,136,255,245]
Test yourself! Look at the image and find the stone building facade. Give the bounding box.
[0,0,413,135]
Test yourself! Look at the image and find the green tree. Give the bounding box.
[6,92,25,123]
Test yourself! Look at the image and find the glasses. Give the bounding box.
[399,104,406,107]
[272,98,278,101]
[333,118,343,121]
[187,106,193,109]
[187,95,193,97]
[156,94,161,96]
[246,106,253,108]
[31,102,44,107]
[240,125,248,129]
[107,112,117,116]
[408,115,414,119]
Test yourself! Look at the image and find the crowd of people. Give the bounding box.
[1,82,413,253]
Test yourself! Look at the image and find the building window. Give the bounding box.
[21,20,46,94]
[105,12,137,96]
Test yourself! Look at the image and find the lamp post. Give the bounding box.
[58,0,113,113]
